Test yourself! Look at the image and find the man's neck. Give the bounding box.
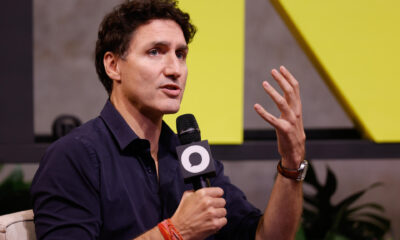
[110,95,162,160]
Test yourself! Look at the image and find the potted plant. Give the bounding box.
[296,162,391,240]
[0,165,32,215]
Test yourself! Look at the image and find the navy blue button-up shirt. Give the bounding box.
[31,101,262,240]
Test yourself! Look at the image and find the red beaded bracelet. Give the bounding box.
[158,220,171,240]
[158,219,183,240]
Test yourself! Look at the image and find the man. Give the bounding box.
[31,0,306,239]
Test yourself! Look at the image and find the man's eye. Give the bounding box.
[176,51,187,60]
[148,49,159,56]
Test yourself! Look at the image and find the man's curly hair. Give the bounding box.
[95,0,196,95]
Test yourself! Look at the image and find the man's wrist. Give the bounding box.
[280,154,304,168]
[277,159,308,182]
[158,219,183,240]
[170,217,192,240]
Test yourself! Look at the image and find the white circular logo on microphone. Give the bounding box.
[181,145,210,173]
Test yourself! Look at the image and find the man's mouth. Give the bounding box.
[160,83,181,97]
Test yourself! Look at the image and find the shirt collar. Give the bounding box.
[100,100,139,150]
[100,100,181,154]
[159,121,181,156]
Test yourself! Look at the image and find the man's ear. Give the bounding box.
[103,51,121,82]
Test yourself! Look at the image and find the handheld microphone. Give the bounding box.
[176,114,216,190]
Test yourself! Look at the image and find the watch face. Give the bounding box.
[298,160,309,181]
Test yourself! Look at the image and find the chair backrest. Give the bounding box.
[0,210,36,240]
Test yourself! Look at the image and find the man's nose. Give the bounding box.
[164,53,181,80]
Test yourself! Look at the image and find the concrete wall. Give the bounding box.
[4,0,399,237]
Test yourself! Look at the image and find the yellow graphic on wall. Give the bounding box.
[271,0,400,142]
[164,0,245,144]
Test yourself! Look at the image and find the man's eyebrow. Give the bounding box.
[149,41,169,47]
[149,41,188,50]
[177,44,188,52]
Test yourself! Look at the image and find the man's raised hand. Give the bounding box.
[254,66,305,169]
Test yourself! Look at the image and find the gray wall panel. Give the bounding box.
[244,0,353,129]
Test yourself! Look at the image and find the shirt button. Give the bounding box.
[147,169,152,173]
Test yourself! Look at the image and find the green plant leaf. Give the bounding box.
[0,166,32,215]
[322,167,337,200]
[325,231,350,240]
[344,219,387,238]
[334,191,364,213]
[301,162,390,240]
[347,203,385,216]
[303,207,317,217]
[331,203,348,232]
[1,168,30,191]
[295,225,307,240]
[302,207,318,224]
[334,182,382,212]
[351,212,391,230]
[6,167,23,181]
[304,161,321,191]
[304,193,319,207]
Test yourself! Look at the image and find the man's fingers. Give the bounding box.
[278,66,303,118]
[211,197,226,208]
[254,103,279,129]
[261,81,295,121]
[271,69,297,106]
[279,66,300,96]
[215,217,228,229]
[271,67,303,116]
[214,207,227,218]
[197,187,224,198]
[210,217,228,233]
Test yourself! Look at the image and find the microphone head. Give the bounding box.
[176,114,201,145]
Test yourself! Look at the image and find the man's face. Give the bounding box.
[114,19,188,117]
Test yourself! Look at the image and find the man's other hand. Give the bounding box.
[254,66,306,169]
[171,187,227,240]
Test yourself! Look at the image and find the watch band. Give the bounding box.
[277,159,308,182]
